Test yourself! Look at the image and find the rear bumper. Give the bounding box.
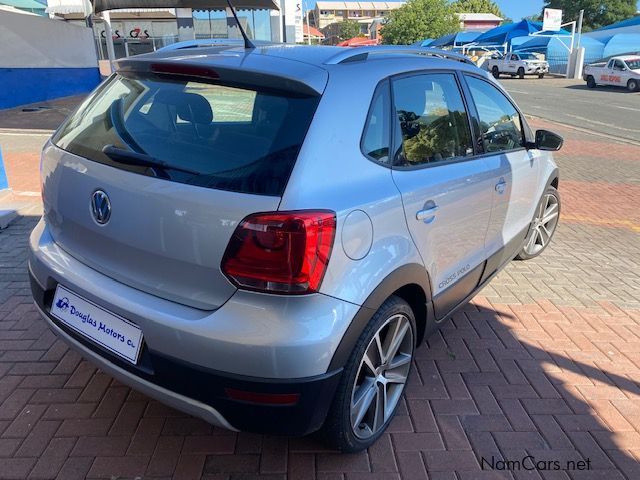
[28,219,351,435]
[30,268,342,435]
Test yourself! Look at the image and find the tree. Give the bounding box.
[451,0,506,20]
[541,0,637,31]
[381,0,460,45]
[338,20,362,41]
[523,13,542,22]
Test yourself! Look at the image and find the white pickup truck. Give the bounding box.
[583,55,640,92]
[487,52,549,79]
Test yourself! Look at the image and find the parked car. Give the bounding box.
[29,44,562,452]
[583,55,640,91]
[488,52,549,79]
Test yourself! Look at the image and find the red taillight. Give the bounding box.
[221,211,336,294]
[150,63,219,79]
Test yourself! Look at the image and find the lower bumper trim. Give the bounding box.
[35,301,238,431]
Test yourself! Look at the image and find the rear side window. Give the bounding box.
[53,73,319,196]
[465,76,524,153]
[361,82,390,163]
[391,73,473,166]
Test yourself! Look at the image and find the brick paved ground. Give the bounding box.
[0,117,639,479]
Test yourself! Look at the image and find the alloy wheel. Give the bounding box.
[523,192,559,256]
[350,314,413,439]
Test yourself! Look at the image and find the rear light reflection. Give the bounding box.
[221,210,336,294]
[224,388,300,406]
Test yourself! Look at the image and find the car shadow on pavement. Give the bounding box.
[564,84,638,94]
[405,300,640,478]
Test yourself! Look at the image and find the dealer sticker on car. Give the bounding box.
[51,285,144,364]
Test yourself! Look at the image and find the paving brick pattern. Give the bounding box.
[0,119,639,479]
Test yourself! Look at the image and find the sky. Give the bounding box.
[495,0,544,21]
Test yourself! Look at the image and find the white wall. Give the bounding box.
[0,10,97,69]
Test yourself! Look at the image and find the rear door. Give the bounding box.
[45,71,319,310]
[389,72,494,319]
[462,75,540,274]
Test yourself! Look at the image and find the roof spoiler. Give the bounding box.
[115,58,325,97]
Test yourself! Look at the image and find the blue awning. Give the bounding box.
[429,30,484,48]
[474,20,568,46]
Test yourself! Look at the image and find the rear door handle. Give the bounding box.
[416,205,439,223]
[495,178,506,194]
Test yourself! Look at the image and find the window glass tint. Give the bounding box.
[53,74,319,196]
[466,76,524,153]
[613,59,625,69]
[361,82,390,163]
[184,82,256,122]
[392,73,473,166]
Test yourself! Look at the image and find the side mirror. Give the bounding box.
[533,129,563,151]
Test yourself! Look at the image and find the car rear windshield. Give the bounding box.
[52,73,320,196]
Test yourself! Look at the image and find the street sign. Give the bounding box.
[543,8,563,31]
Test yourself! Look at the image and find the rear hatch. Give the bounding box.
[43,58,322,310]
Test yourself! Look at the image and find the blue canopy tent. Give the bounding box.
[473,19,569,48]
[412,39,434,47]
[428,30,485,48]
[602,34,640,58]
[584,16,640,60]
[512,35,605,74]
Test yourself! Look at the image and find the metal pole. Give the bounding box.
[576,9,584,49]
[306,8,311,44]
[102,11,116,72]
[566,21,575,77]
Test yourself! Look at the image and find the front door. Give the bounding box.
[463,75,541,274]
[389,72,493,319]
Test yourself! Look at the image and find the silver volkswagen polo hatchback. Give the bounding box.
[29,44,562,452]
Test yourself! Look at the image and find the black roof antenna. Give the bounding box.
[226,0,255,49]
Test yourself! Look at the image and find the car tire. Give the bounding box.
[322,295,416,452]
[518,67,525,79]
[538,73,545,79]
[628,79,639,92]
[516,185,561,261]
[492,66,500,78]
[586,76,596,88]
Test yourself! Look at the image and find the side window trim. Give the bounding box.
[460,73,531,156]
[388,69,480,171]
[360,79,393,167]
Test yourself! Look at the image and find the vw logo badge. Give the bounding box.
[91,190,111,225]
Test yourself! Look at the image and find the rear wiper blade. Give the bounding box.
[102,145,199,176]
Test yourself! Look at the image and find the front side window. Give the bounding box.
[361,82,390,163]
[613,59,625,70]
[53,73,319,196]
[392,73,473,166]
[465,76,524,153]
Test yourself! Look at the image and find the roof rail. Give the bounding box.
[158,39,276,52]
[324,46,476,65]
